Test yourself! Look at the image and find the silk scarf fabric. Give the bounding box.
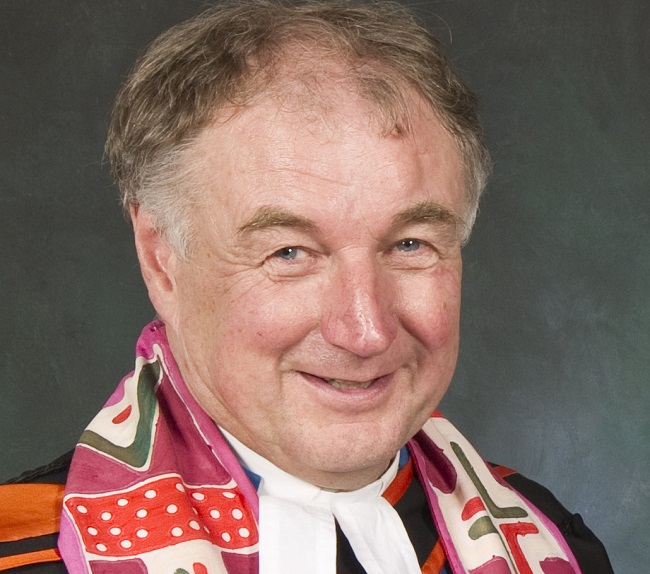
[59,321,581,574]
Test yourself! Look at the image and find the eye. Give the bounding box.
[271,246,304,260]
[265,245,318,278]
[386,237,439,269]
[396,239,421,252]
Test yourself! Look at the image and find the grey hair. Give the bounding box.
[107,0,491,257]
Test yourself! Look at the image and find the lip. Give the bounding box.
[297,371,395,410]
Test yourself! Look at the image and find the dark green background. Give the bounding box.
[1,1,647,571]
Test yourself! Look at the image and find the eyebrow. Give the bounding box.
[236,201,463,239]
[391,200,463,231]
[237,207,317,236]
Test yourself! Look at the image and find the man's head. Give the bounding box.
[109,0,490,490]
[107,0,490,257]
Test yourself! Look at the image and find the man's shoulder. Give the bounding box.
[4,451,73,487]
[492,463,614,574]
[0,451,73,573]
[0,452,613,574]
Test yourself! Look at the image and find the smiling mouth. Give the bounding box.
[300,371,392,393]
[325,378,375,390]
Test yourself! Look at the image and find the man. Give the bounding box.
[0,1,612,573]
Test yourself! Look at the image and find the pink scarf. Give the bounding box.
[59,321,580,573]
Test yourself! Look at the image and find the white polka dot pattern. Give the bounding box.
[64,475,258,556]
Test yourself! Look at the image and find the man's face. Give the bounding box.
[162,87,466,490]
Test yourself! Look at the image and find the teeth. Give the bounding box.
[326,378,374,390]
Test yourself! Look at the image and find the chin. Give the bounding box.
[281,420,411,487]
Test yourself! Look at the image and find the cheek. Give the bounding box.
[217,280,321,358]
[398,269,462,348]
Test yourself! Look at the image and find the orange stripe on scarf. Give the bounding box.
[0,484,64,542]
[382,457,413,506]
[0,548,61,571]
[421,540,446,574]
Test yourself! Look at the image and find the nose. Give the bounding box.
[320,258,398,358]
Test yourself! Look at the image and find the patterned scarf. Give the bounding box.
[59,321,581,574]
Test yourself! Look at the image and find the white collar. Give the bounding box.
[220,428,420,574]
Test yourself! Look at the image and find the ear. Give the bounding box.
[130,205,180,326]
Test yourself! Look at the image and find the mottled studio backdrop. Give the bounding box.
[1,1,648,572]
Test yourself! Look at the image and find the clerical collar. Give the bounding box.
[220,427,421,574]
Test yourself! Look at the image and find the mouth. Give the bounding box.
[324,378,376,390]
[297,371,395,411]
[300,371,390,393]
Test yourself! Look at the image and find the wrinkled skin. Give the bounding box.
[133,86,466,491]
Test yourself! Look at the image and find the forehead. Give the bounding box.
[190,83,466,230]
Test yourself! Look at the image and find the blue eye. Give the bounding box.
[273,247,301,260]
[396,239,421,252]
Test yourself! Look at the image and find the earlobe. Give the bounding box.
[130,205,179,325]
